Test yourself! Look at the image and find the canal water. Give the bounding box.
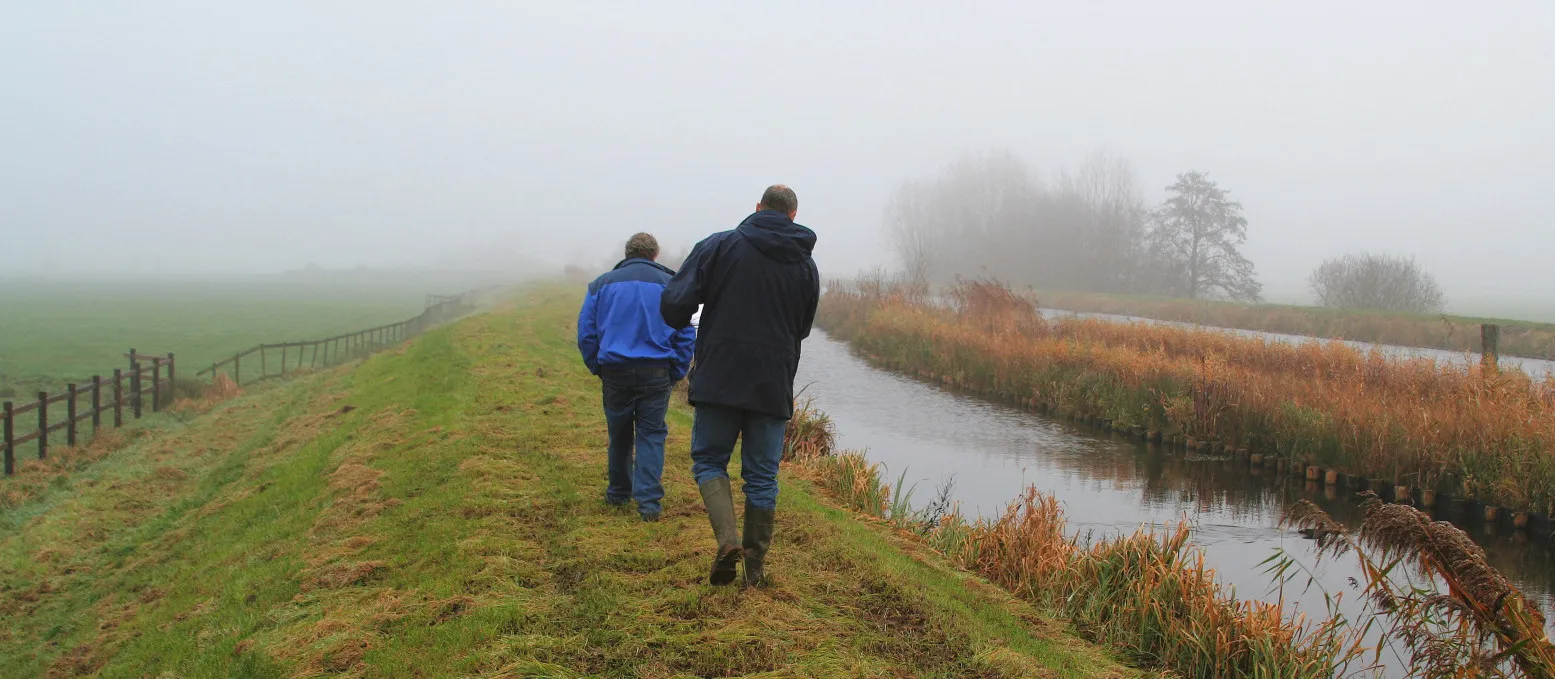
[795,329,1555,674]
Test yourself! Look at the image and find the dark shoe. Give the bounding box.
[639,511,660,522]
[742,503,776,587]
[698,477,743,586]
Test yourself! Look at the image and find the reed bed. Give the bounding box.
[1283,496,1555,677]
[783,403,1364,677]
[785,398,890,517]
[955,489,1362,677]
[818,281,1555,516]
[1037,289,1555,361]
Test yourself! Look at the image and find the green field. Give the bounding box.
[0,277,470,399]
[0,285,1128,678]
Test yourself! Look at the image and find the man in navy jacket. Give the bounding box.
[662,185,819,586]
[578,233,695,522]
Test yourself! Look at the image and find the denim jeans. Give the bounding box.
[600,364,673,515]
[690,403,786,510]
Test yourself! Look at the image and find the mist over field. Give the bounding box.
[2,2,1552,315]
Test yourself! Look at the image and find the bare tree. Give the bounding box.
[881,152,1261,301]
[884,180,937,289]
[1055,150,1148,292]
[1148,171,1261,301]
[1309,252,1445,312]
[883,150,1034,287]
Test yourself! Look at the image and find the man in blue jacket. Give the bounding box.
[662,185,819,586]
[578,233,695,522]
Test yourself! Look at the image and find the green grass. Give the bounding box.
[0,284,1131,678]
[0,279,435,398]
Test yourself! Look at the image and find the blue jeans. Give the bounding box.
[690,403,786,510]
[601,364,673,515]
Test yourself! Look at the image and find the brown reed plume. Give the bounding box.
[1284,496,1555,677]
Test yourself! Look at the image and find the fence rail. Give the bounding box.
[194,288,487,386]
[1,286,498,477]
[2,351,173,476]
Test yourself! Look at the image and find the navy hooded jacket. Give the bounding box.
[661,210,819,419]
[578,258,696,379]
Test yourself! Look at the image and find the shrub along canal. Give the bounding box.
[795,329,1555,657]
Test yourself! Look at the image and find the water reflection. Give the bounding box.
[795,329,1555,663]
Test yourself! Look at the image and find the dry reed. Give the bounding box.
[819,280,1555,515]
[1283,497,1555,677]
[1037,289,1555,362]
[785,401,1360,677]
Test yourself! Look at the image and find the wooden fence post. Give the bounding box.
[1481,323,1500,373]
[167,353,176,404]
[3,401,13,476]
[131,364,142,420]
[113,369,123,427]
[280,345,287,379]
[37,391,48,459]
[151,359,162,412]
[92,376,102,431]
[67,383,78,447]
[234,352,242,387]
[130,350,142,419]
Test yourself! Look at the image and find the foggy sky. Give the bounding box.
[3,2,1551,309]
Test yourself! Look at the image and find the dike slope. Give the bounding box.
[0,285,1131,679]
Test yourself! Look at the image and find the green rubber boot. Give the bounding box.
[698,477,743,586]
[742,503,775,587]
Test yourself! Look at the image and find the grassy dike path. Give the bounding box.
[0,286,1132,679]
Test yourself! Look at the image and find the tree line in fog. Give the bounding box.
[884,151,1444,312]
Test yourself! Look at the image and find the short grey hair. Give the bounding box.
[759,184,798,215]
[625,232,659,261]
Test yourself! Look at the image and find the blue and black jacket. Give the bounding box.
[578,258,696,379]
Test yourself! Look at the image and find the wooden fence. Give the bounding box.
[1,286,494,477]
[1,351,174,476]
[194,288,481,387]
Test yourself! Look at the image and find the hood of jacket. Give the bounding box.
[735,210,817,264]
[611,257,677,276]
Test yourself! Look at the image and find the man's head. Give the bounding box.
[757,184,798,220]
[625,232,660,261]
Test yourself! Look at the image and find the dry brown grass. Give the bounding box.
[784,398,1354,677]
[943,488,1361,676]
[1038,289,1555,361]
[1285,496,1555,676]
[820,280,1555,515]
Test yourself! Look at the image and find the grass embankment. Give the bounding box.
[0,279,431,398]
[1035,289,1555,361]
[818,282,1555,517]
[0,285,1128,678]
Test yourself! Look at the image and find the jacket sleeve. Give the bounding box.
[577,285,602,375]
[661,238,710,330]
[798,262,820,341]
[669,324,695,381]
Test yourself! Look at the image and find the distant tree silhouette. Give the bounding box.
[1146,172,1261,301]
[1309,252,1444,312]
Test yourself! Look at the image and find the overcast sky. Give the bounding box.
[2,2,1551,307]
